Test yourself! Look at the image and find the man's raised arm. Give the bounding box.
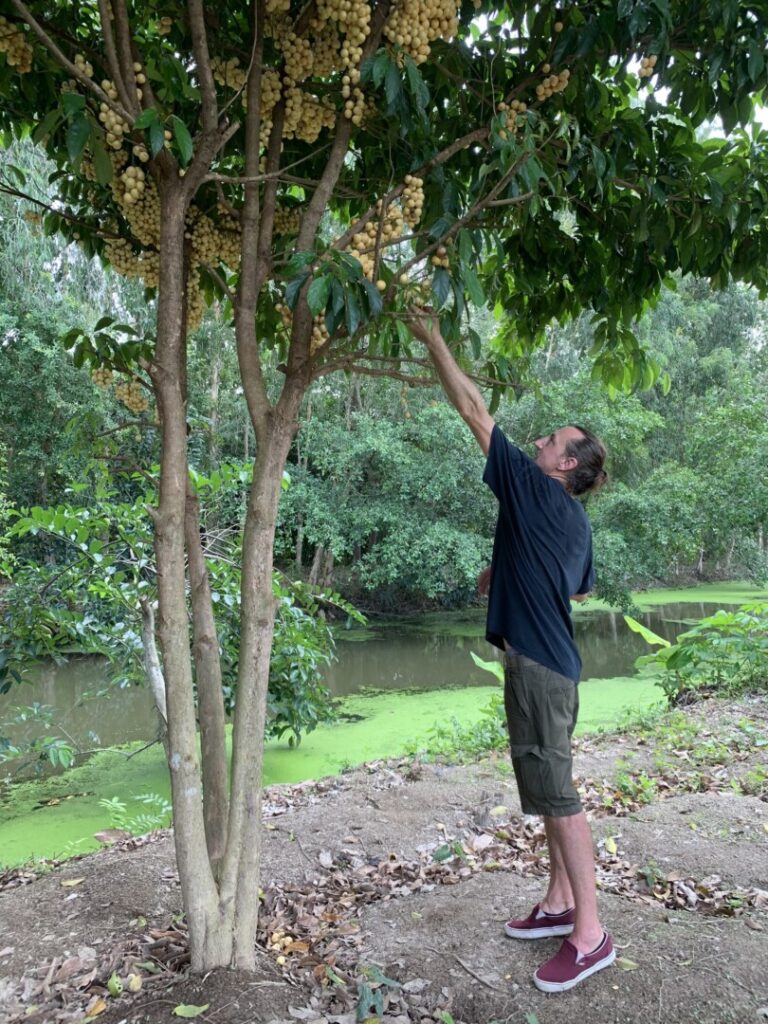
[406,308,495,455]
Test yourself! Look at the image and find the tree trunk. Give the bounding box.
[208,340,222,468]
[139,598,167,726]
[219,413,298,968]
[152,185,224,969]
[309,543,325,586]
[295,515,304,571]
[185,482,229,873]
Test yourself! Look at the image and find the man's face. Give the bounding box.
[533,426,583,477]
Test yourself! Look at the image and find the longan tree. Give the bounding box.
[1,0,767,970]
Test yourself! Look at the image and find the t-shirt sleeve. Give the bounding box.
[482,424,534,505]
[577,535,595,594]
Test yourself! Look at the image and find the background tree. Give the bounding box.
[1,0,768,971]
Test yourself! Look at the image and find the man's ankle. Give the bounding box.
[540,898,574,916]
[570,930,605,955]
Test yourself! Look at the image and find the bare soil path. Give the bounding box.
[1,697,767,1024]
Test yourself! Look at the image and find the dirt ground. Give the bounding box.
[1,697,767,1024]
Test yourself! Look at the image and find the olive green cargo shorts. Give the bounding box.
[504,653,581,817]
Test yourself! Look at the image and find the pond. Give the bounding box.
[2,586,764,866]
[0,599,726,750]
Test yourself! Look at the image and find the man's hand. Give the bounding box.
[406,305,441,348]
[402,305,494,454]
[570,593,590,604]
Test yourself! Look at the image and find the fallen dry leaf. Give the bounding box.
[60,878,85,888]
[615,957,639,971]
[85,995,108,1016]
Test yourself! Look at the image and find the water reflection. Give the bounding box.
[323,602,720,696]
[0,603,722,744]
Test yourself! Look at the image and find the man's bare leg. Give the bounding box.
[542,811,603,952]
[540,817,574,914]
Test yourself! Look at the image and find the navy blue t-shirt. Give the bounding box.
[483,425,594,682]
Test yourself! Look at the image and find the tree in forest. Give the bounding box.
[1,0,767,970]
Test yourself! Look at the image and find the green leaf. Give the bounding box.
[149,120,165,157]
[470,651,504,682]
[285,271,310,310]
[307,274,332,316]
[747,43,764,83]
[385,63,402,109]
[171,115,194,165]
[5,164,26,187]
[62,93,86,116]
[32,109,61,144]
[173,1005,210,1018]
[371,50,390,89]
[66,115,91,163]
[623,615,671,648]
[362,279,383,317]
[462,266,485,307]
[345,290,361,336]
[90,133,113,185]
[431,268,450,309]
[133,108,160,130]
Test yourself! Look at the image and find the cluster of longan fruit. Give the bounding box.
[274,206,301,235]
[638,54,658,78]
[157,15,173,35]
[120,165,146,205]
[315,0,371,73]
[104,237,160,289]
[431,244,450,269]
[402,175,425,228]
[97,79,131,150]
[383,0,460,65]
[535,66,570,101]
[276,301,331,355]
[284,84,336,142]
[91,367,114,389]
[348,201,405,280]
[282,31,315,83]
[112,160,161,248]
[114,378,149,414]
[186,207,242,270]
[0,16,33,73]
[342,84,366,125]
[269,929,295,967]
[186,274,205,331]
[74,52,94,78]
[496,98,528,138]
[211,55,247,90]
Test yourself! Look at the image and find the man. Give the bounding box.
[407,310,611,994]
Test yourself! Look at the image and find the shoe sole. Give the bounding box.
[533,948,616,992]
[504,923,574,939]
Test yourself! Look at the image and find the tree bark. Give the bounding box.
[139,598,167,726]
[185,481,229,873]
[152,183,225,969]
[220,411,299,967]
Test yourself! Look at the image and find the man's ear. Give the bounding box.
[559,455,578,471]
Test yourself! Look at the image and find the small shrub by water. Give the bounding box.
[629,602,768,705]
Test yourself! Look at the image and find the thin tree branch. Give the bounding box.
[109,0,140,115]
[202,262,236,304]
[188,0,220,134]
[233,0,271,440]
[10,0,133,123]
[0,182,123,239]
[96,0,131,113]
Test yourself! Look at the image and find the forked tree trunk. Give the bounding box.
[220,411,299,967]
[185,482,229,872]
[151,184,224,968]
